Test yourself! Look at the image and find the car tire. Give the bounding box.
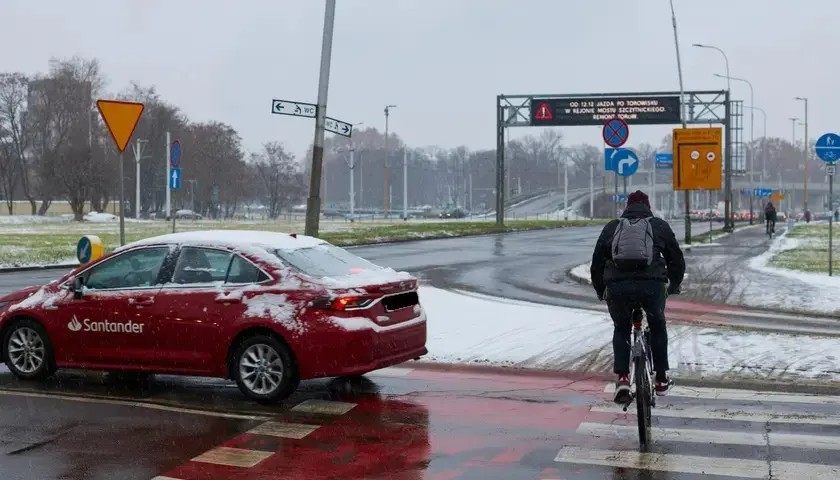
[3,318,56,381]
[232,335,298,404]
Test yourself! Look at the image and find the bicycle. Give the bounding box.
[619,305,656,450]
[766,219,776,239]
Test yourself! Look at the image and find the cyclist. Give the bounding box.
[765,202,777,236]
[591,190,685,404]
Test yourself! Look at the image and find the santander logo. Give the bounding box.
[68,315,82,332]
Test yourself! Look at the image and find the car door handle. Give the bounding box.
[129,297,155,307]
[215,296,242,304]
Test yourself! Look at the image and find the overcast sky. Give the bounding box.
[3,0,836,160]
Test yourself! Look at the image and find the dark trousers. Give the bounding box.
[605,280,669,377]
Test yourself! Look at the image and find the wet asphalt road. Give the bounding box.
[5,365,840,479]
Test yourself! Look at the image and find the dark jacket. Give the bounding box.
[765,204,777,221]
[590,203,685,298]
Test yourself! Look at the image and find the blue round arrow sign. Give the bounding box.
[815,133,840,163]
[614,149,639,177]
[170,140,182,167]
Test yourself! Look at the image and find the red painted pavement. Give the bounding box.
[154,367,619,480]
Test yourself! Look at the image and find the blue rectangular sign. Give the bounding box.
[612,194,627,202]
[655,153,673,169]
[604,148,617,171]
[169,168,181,190]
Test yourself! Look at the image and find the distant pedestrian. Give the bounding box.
[834,209,839,222]
[805,210,812,223]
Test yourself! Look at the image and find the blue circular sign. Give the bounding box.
[815,133,840,163]
[603,117,630,148]
[170,140,182,167]
[614,149,639,177]
[76,237,92,264]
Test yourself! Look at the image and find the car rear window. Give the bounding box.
[274,244,378,278]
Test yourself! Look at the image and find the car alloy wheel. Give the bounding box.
[232,335,298,403]
[239,343,284,395]
[7,327,45,374]
[4,319,55,380]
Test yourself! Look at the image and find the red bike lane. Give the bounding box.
[153,366,626,480]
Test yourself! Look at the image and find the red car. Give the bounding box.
[0,231,427,403]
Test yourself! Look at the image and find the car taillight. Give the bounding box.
[310,295,377,311]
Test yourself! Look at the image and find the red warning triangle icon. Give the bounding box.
[535,102,553,120]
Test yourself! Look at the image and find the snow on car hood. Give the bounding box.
[0,285,42,304]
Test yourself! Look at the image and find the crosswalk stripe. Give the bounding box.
[367,367,414,377]
[554,446,840,479]
[603,383,840,405]
[591,404,840,426]
[578,422,840,451]
[290,399,356,415]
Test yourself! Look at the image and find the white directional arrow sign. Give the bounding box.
[325,116,353,138]
[271,99,317,118]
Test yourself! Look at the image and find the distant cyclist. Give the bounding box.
[591,190,685,404]
[765,202,777,236]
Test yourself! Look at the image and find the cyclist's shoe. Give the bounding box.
[613,375,632,404]
[655,377,674,396]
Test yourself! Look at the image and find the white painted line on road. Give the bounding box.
[591,404,840,426]
[603,383,840,405]
[291,399,356,415]
[0,389,272,421]
[578,422,766,447]
[150,477,182,480]
[555,446,840,479]
[191,446,273,468]
[367,367,414,377]
[248,421,319,439]
[555,446,768,477]
[579,422,840,451]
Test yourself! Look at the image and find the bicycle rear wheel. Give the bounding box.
[635,355,652,450]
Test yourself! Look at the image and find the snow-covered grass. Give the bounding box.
[748,229,840,296]
[770,224,840,274]
[420,287,840,381]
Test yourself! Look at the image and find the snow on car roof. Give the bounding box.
[117,230,325,252]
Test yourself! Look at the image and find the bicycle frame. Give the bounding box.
[623,307,655,449]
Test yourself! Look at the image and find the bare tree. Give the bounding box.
[0,73,29,214]
[28,57,104,217]
[252,142,304,219]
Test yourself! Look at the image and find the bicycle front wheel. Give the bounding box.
[635,355,652,450]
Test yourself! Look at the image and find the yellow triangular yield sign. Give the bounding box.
[96,100,145,152]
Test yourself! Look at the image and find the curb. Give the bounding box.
[0,263,77,274]
[411,361,840,395]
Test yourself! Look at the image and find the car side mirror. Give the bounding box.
[71,277,84,299]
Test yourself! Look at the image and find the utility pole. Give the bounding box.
[563,160,569,221]
[347,147,355,218]
[589,161,594,219]
[304,0,336,237]
[670,0,690,242]
[384,104,397,217]
[403,148,409,220]
[165,131,171,219]
[132,138,148,219]
[796,97,809,213]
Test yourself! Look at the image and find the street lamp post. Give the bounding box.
[796,97,809,213]
[132,138,149,219]
[669,0,691,243]
[715,73,755,224]
[344,122,364,219]
[790,117,799,210]
[693,43,733,230]
[384,105,397,218]
[744,105,768,183]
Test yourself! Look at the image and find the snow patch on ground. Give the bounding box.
[0,215,69,225]
[570,262,592,284]
[419,287,840,380]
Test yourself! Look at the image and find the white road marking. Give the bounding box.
[0,389,271,421]
[591,404,840,426]
[367,367,414,377]
[554,446,840,479]
[578,422,840,451]
[291,399,356,415]
[191,446,273,468]
[603,383,840,405]
[150,477,182,480]
[248,421,319,439]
